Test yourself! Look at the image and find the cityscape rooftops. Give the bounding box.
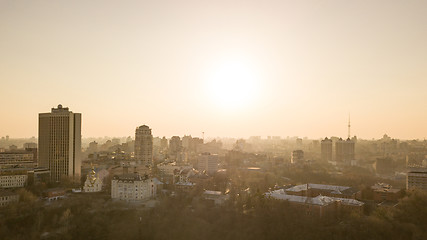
[113,173,149,182]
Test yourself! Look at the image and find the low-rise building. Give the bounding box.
[0,169,28,188]
[0,190,19,207]
[371,183,402,202]
[0,150,37,169]
[266,189,364,217]
[203,190,229,205]
[43,188,66,201]
[285,183,360,199]
[407,166,427,191]
[111,173,156,202]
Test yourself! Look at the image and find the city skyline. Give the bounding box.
[0,104,425,141]
[2,2,427,239]
[1,1,427,139]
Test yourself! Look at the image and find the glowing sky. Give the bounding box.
[1,0,427,139]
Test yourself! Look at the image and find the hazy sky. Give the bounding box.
[1,0,427,140]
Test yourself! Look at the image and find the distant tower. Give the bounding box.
[348,114,351,139]
[169,136,182,156]
[321,138,333,162]
[135,125,153,166]
[38,104,82,182]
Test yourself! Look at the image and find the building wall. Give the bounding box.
[407,172,427,190]
[321,138,332,162]
[0,151,36,168]
[197,153,218,174]
[0,192,19,207]
[38,105,81,182]
[83,178,102,192]
[335,139,355,164]
[134,125,153,166]
[0,174,28,188]
[111,177,156,201]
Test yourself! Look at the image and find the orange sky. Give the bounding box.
[1,1,427,140]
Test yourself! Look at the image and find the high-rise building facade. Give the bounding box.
[321,138,333,162]
[197,153,218,174]
[291,150,304,164]
[38,104,81,182]
[169,136,182,156]
[134,125,153,166]
[335,138,355,164]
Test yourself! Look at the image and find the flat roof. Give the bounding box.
[266,189,364,207]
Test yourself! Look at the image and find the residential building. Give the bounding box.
[0,190,19,207]
[335,138,355,165]
[111,173,156,202]
[203,190,229,205]
[38,104,81,182]
[197,153,218,175]
[134,125,153,166]
[407,166,427,190]
[321,138,333,162]
[169,136,182,156]
[371,183,402,202]
[291,150,304,164]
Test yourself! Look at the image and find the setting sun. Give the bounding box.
[206,59,259,110]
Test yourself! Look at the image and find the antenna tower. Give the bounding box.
[347,114,351,139]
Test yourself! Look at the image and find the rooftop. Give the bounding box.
[266,189,364,207]
[286,183,350,193]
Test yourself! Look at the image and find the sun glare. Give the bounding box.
[206,59,259,110]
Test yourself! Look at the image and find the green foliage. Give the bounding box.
[0,189,426,240]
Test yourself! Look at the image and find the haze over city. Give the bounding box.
[1,0,427,139]
[3,1,427,240]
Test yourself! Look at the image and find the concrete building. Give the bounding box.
[38,104,81,182]
[0,190,19,207]
[335,138,355,165]
[371,183,402,202]
[87,141,98,154]
[321,138,333,162]
[0,169,28,188]
[111,173,156,202]
[197,153,218,175]
[160,137,168,151]
[203,190,229,205]
[285,183,360,199]
[83,167,103,193]
[266,189,364,217]
[169,136,182,156]
[43,188,66,201]
[291,150,304,164]
[0,150,37,168]
[134,125,153,166]
[407,166,427,191]
[23,142,37,149]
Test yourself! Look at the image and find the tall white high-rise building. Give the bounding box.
[135,125,153,166]
[38,104,81,182]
